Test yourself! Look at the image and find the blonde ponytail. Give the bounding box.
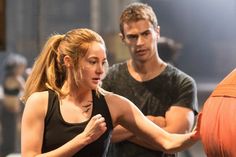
[22,34,66,102]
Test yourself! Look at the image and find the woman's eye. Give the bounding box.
[102,61,107,66]
[89,60,96,64]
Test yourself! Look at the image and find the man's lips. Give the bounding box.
[135,49,147,55]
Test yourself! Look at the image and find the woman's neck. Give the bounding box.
[61,81,91,102]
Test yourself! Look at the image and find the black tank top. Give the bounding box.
[42,90,113,157]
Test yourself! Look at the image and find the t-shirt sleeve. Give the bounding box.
[174,74,199,115]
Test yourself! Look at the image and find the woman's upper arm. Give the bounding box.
[21,91,48,157]
[106,93,169,150]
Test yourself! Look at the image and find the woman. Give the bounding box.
[21,28,199,157]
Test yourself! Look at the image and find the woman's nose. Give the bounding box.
[96,63,104,74]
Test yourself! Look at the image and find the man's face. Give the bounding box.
[122,20,160,62]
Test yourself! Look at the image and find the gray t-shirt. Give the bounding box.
[102,62,198,157]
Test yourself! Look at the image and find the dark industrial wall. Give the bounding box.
[143,0,236,84]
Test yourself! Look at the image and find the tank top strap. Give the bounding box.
[45,90,60,124]
[92,90,113,130]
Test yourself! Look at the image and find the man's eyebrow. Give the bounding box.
[126,29,151,36]
[126,34,138,37]
[141,29,151,34]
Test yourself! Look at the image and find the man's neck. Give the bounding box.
[130,55,165,72]
[127,57,167,81]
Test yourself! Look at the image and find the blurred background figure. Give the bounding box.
[158,36,182,66]
[0,53,27,157]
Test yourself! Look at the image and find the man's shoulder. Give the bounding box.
[109,61,126,71]
[102,61,129,90]
[166,64,194,81]
[106,61,127,76]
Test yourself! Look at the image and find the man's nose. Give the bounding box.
[136,35,144,45]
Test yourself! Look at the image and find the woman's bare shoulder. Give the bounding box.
[27,91,48,102]
[25,91,49,112]
[99,88,132,106]
[24,91,49,117]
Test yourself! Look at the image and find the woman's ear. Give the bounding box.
[63,55,72,68]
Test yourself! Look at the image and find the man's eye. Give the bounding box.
[126,35,138,40]
[143,32,150,36]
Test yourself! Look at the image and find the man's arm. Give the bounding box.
[127,106,195,150]
[162,106,195,133]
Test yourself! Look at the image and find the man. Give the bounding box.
[102,2,198,157]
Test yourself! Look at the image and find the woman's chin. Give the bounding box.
[90,84,99,90]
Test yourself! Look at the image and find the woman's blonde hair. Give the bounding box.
[22,28,105,102]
